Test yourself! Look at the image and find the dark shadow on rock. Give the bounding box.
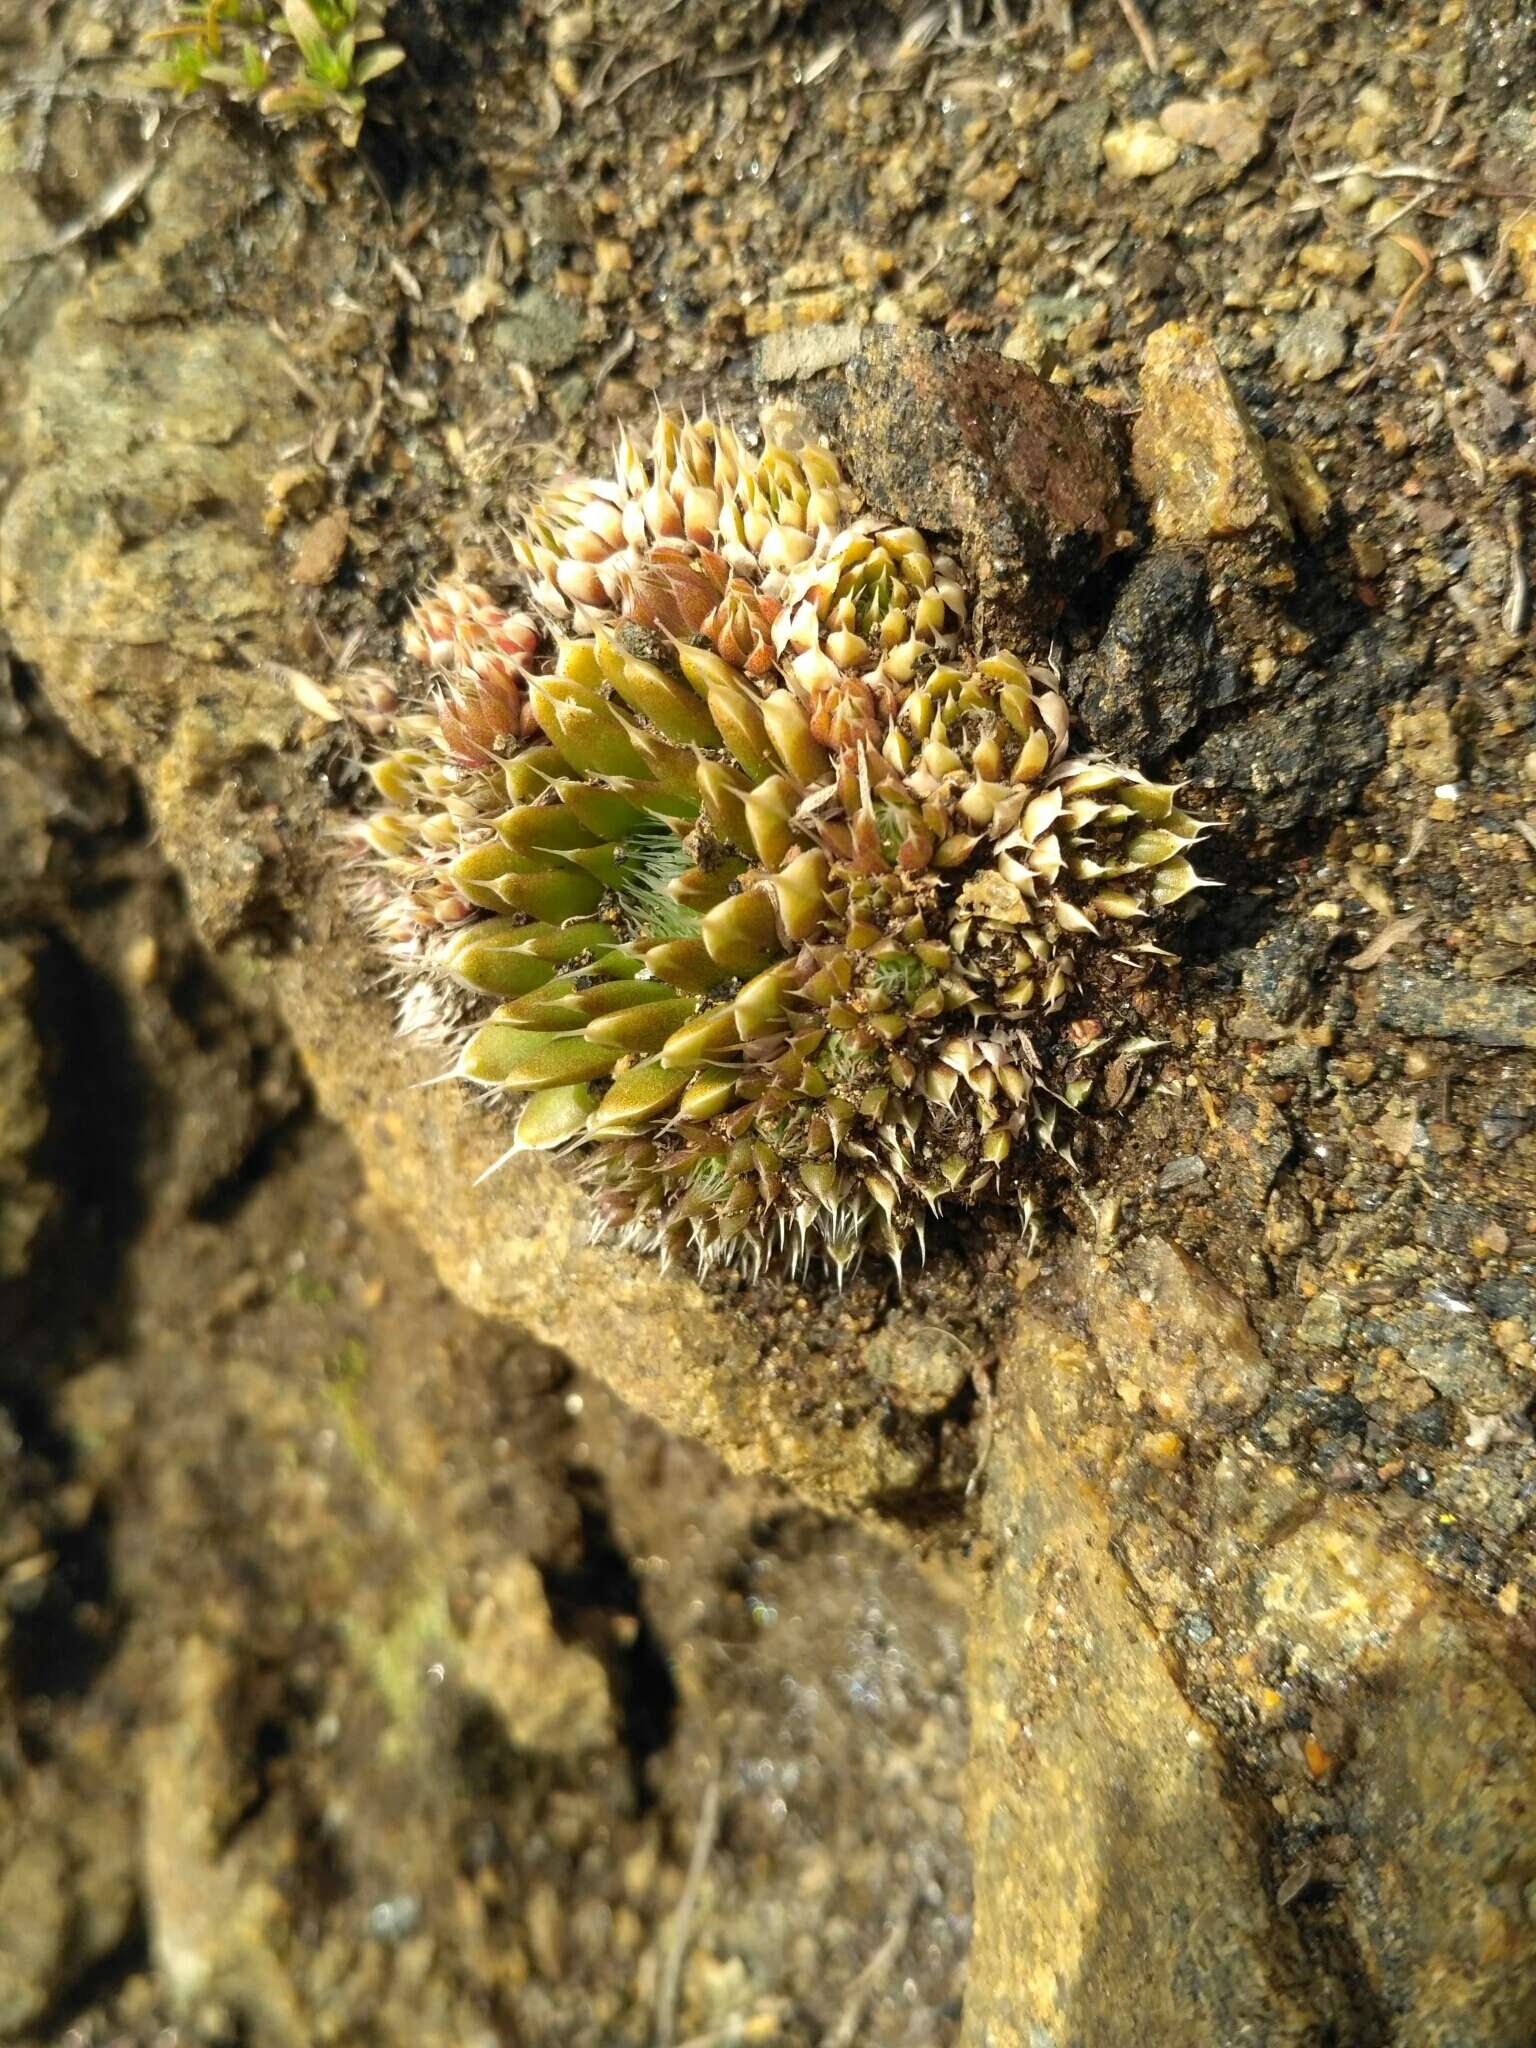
[539,1479,679,1808]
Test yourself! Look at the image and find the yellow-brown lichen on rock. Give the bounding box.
[360,411,1212,1280]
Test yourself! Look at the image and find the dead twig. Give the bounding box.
[966,1358,997,1500]
[1345,914,1426,971]
[1114,0,1160,72]
[1,120,168,264]
[1503,494,1529,639]
[820,1899,916,2048]
[655,1770,722,2048]
[1378,232,1433,346]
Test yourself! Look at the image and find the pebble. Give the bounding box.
[1242,919,1335,1025]
[1374,966,1536,1051]
[1275,308,1351,384]
[1103,122,1181,180]
[492,288,583,372]
[1157,99,1266,169]
[290,508,350,587]
[1157,1154,1209,1193]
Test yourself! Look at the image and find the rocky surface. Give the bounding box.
[967,1240,1536,2047]
[801,328,1129,640]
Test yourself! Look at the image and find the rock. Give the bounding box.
[1253,1510,1536,2043]
[1390,702,1461,784]
[998,293,1093,369]
[0,1768,138,2035]
[1184,632,1405,832]
[140,1636,306,2028]
[289,507,350,587]
[1264,439,1332,538]
[1504,210,1536,301]
[965,1252,1536,2045]
[1156,1153,1208,1192]
[1102,120,1182,179]
[804,328,1129,640]
[1373,966,1536,1050]
[0,298,306,948]
[491,287,584,373]
[1242,918,1336,1024]
[864,1321,974,1416]
[1274,307,1352,384]
[1066,548,1242,761]
[1158,98,1267,168]
[1297,1292,1349,1349]
[0,942,51,1281]
[459,1558,615,1754]
[1217,1090,1292,1205]
[1047,1237,1274,1435]
[1131,322,1292,550]
[0,1831,72,2035]
[965,1284,1324,2047]
[756,320,862,382]
[1363,1303,1513,1410]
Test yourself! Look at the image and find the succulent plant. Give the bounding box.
[147,0,404,147]
[360,414,1210,1280]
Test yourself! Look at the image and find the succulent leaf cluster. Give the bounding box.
[148,0,404,146]
[361,414,1210,1280]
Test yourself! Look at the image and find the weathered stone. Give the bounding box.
[1389,702,1462,784]
[805,328,1129,640]
[1274,307,1352,383]
[966,1248,1536,2044]
[1265,438,1332,537]
[1217,1089,1293,1204]
[1131,322,1292,549]
[1253,1510,1536,2043]
[1066,548,1242,761]
[0,1766,138,2036]
[459,1558,615,1754]
[1045,1236,1274,1435]
[491,287,584,373]
[864,1320,975,1416]
[965,1285,1325,2047]
[1184,631,1407,832]
[1297,1291,1350,1349]
[1373,965,1536,1050]
[0,942,50,1282]
[755,319,862,382]
[1158,98,1267,169]
[1242,917,1336,1024]
[1102,120,1181,179]
[1362,1303,1514,1410]
[141,1637,308,2029]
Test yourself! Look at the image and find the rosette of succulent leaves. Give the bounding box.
[359,412,1212,1282]
[148,0,404,146]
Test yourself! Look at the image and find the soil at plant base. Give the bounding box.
[2,0,1536,2040]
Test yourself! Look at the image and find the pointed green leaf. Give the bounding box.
[460,1023,616,1089]
[515,1083,600,1150]
[584,998,697,1054]
[492,867,604,920]
[442,921,558,999]
[497,803,601,856]
[587,1061,688,1134]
